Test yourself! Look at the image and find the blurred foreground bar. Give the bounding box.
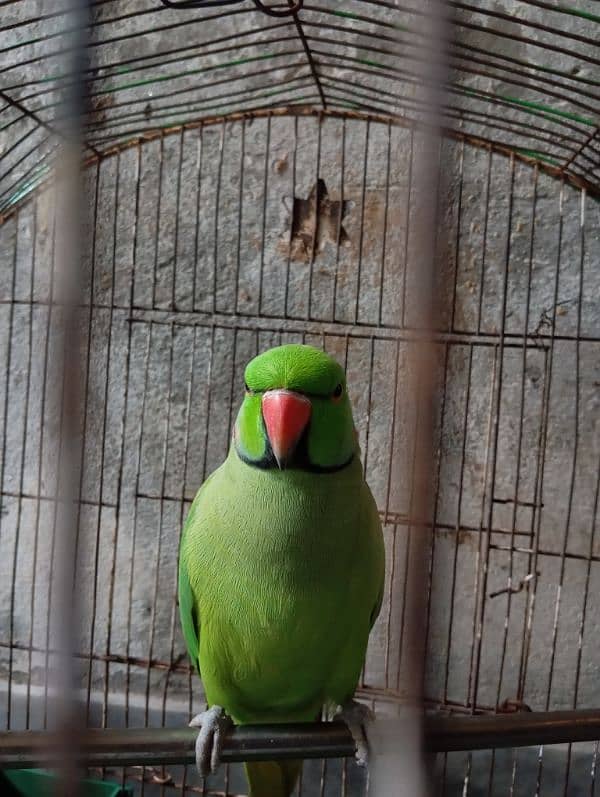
[2,711,600,768]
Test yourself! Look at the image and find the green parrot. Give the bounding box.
[178,343,385,796]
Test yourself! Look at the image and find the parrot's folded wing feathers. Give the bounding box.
[370,581,384,630]
[368,494,386,631]
[178,555,201,673]
[179,486,210,673]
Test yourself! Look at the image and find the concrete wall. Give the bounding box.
[1,1,600,788]
[0,114,599,795]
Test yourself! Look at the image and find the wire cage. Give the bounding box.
[1,1,600,796]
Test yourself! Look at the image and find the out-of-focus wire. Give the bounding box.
[47,2,91,795]
[368,2,451,796]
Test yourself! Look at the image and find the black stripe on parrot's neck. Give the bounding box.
[234,429,355,474]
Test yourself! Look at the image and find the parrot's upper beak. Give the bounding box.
[262,389,311,469]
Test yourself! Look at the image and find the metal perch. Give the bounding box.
[1,711,600,769]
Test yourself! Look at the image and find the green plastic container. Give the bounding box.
[0,769,133,797]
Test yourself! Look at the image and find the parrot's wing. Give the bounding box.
[178,555,201,673]
[178,485,209,674]
[370,578,384,630]
[367,488,386,631]
[178,472,221,674]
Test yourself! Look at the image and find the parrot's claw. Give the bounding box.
[333,700,375,768]
[189,705,231,777]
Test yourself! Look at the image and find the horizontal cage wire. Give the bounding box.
[1,2,600,796]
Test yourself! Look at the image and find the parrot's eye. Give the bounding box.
[332,383,343,402]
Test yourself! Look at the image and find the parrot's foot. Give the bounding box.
[333,700,375,768]
[189,705,231,777]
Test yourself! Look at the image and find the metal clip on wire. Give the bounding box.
[252,0,303,16]
[159,0,303,15]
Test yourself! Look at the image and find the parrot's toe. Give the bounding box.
[334,699,375,768]
[189,705,231,777]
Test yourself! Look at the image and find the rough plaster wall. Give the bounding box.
[0,7,600,793]
[0,112,599,797]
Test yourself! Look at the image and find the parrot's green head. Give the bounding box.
[233,344,357,472]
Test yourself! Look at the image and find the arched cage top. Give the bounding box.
[1,0,599,221]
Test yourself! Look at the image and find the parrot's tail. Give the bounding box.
[245,760,302,797]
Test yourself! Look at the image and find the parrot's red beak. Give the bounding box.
[262,389,311,469]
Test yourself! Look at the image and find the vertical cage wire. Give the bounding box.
[0,106,599,796]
